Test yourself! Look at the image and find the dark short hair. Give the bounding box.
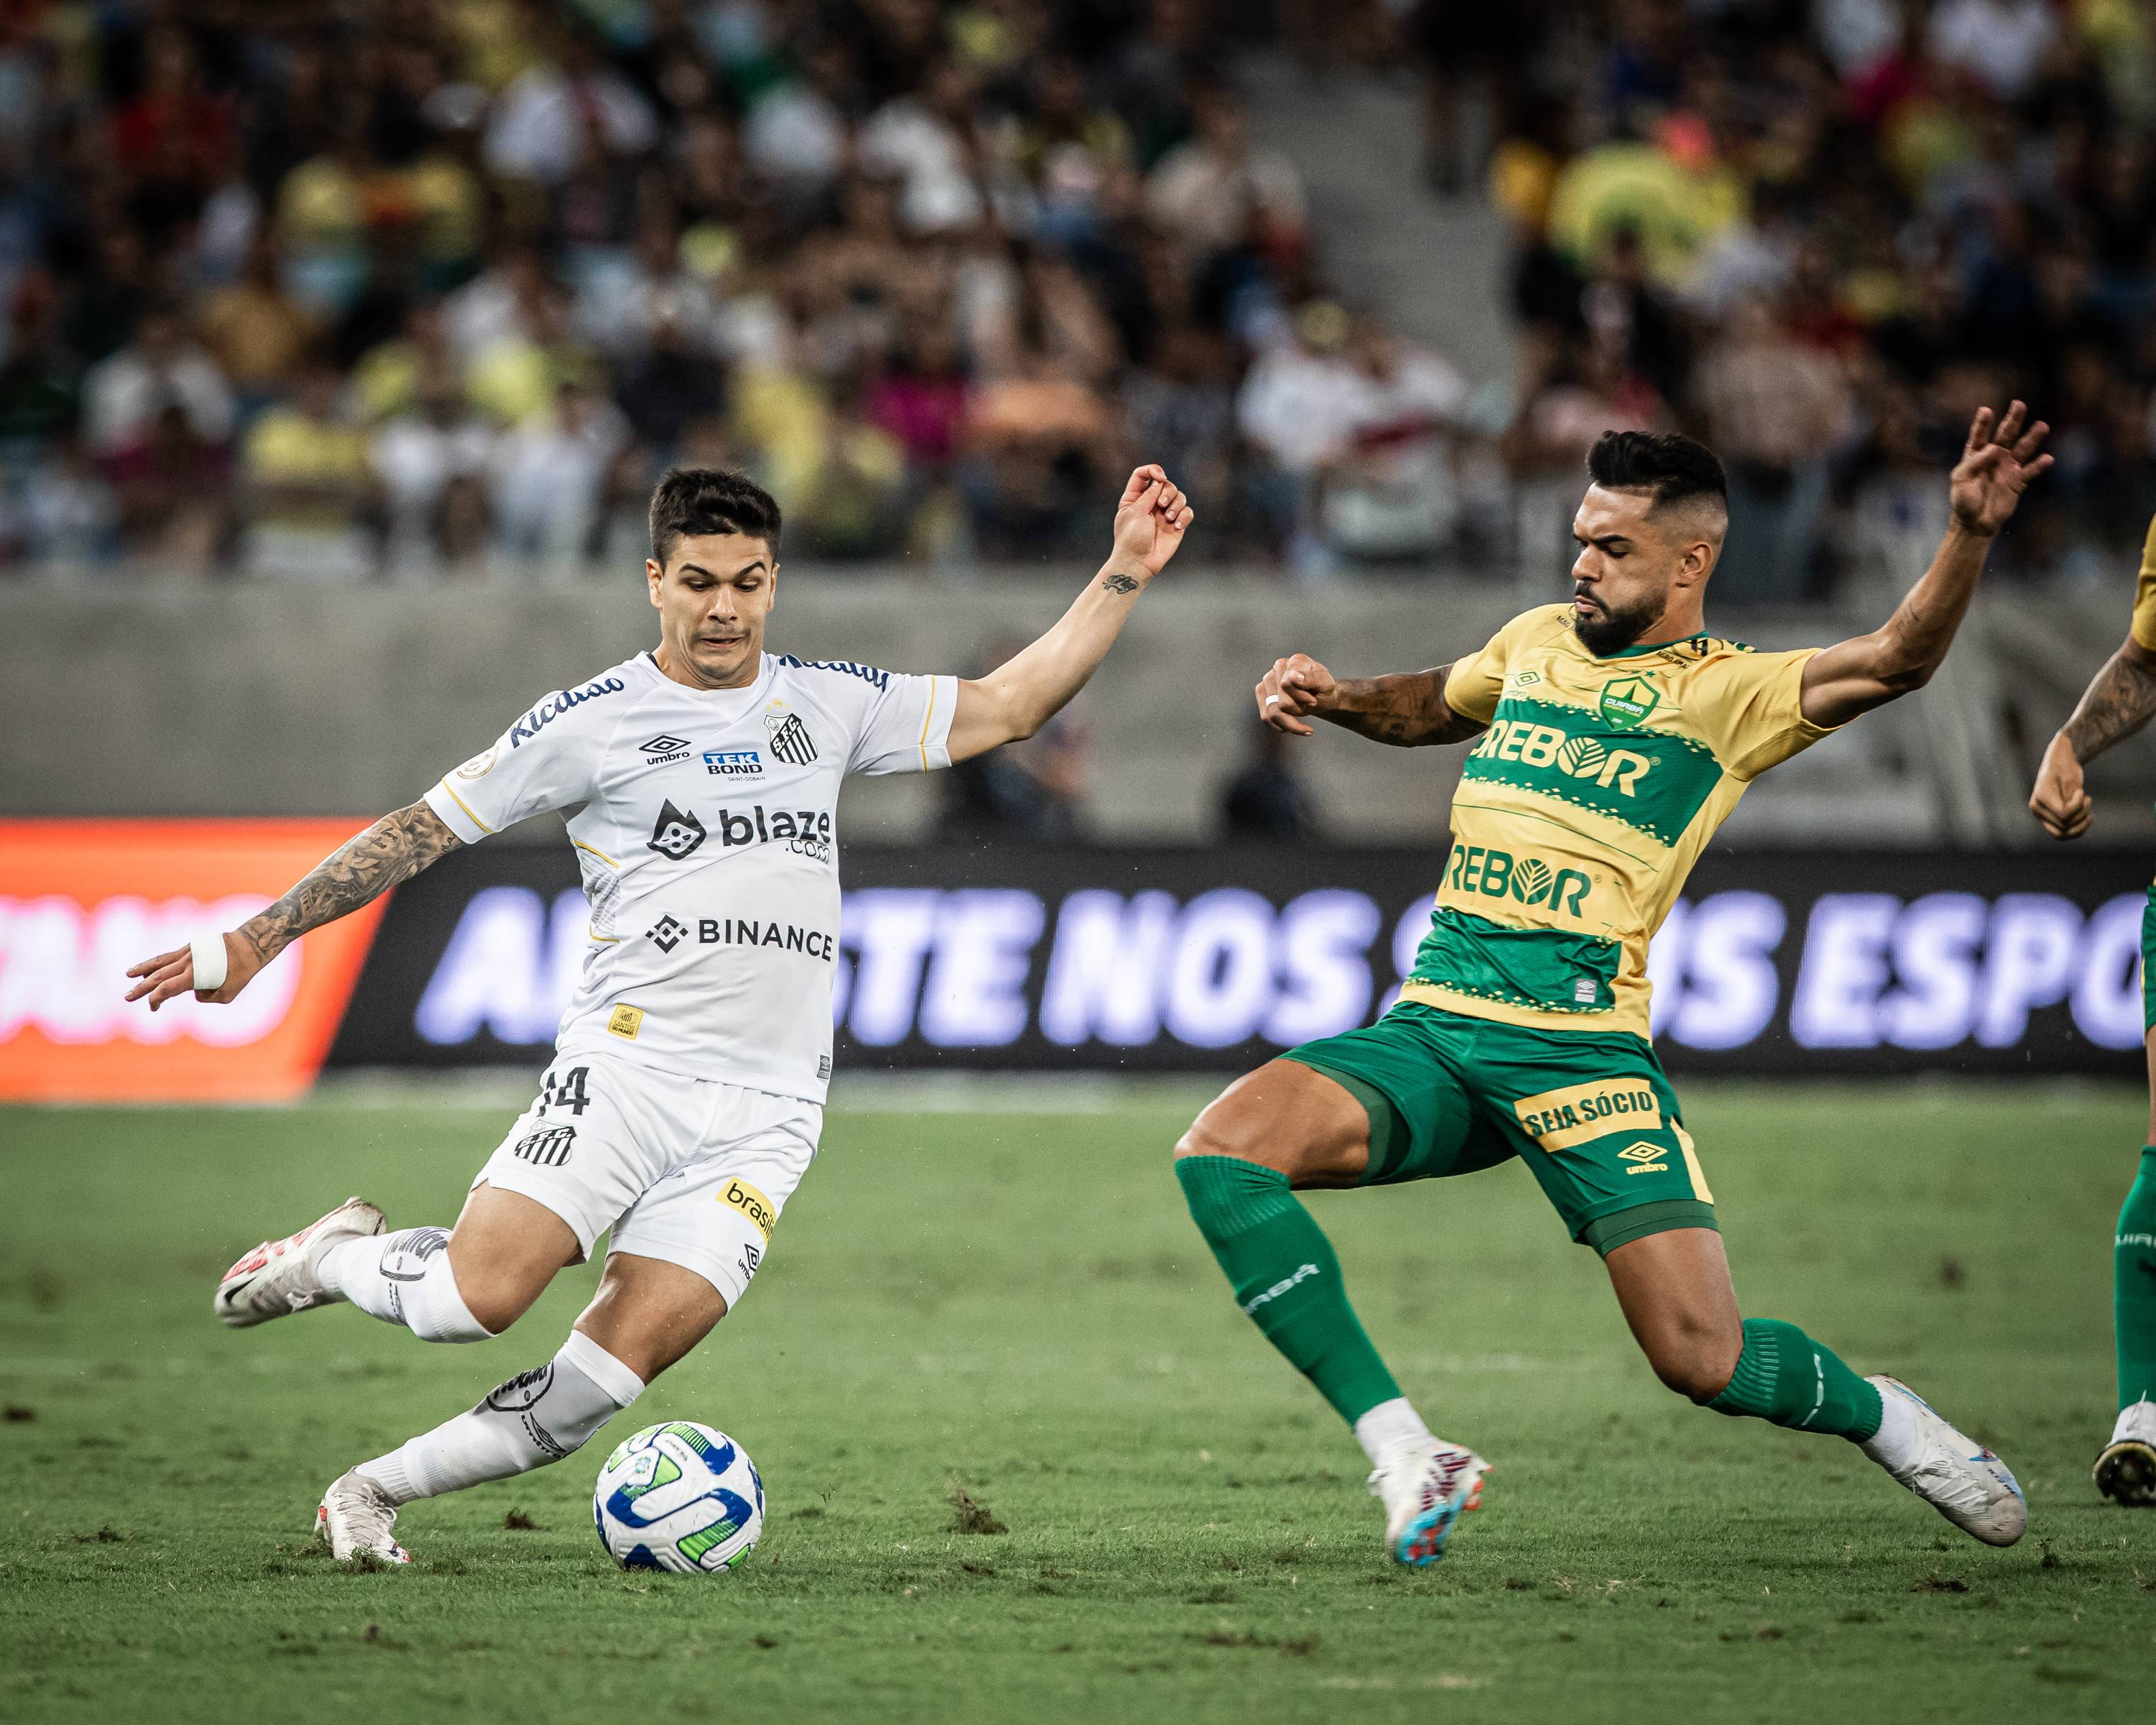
[648,467,783,566]
[1585,430,1726,512]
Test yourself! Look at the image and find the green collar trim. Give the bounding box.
[1600,634,1704,660]
[1586,632,1749,661]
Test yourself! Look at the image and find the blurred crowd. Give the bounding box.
[1469,0,2156,596]
[1,1,2153,594]
[0,0,1347,577]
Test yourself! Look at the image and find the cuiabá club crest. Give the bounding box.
[1598,676,1659,730]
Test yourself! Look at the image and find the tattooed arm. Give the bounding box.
[945,464,1193,761]
[2029,637,2156,841]
[124,800,463,1010]
[1256,654,1488,748]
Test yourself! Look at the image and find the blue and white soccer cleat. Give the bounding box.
[316,1468,412,1564]
[1370,1442,1488,1566]
[1862,1376,2026,1547]
[2093,1399,2156,1507]
[213,1195,384,1328]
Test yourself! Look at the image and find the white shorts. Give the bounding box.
[474,1050,821,1310]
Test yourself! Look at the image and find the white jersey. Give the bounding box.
[424,649,957,1102]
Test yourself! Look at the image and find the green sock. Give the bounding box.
[1705,1317,1884,1443]
[1175,1155,1401,1427]
[2117,1149,2156,1409]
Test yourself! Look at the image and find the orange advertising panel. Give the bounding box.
[0,819,387,1102]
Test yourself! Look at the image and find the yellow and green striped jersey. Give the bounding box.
[2132,515,2156,651]
[1398,604,1839,1041]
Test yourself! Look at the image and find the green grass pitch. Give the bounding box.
[3,1080,2154,1723]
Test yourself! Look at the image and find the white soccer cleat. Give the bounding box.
[1862,1376,2026,1547]
[1369,1441,1488,1566]
[316,1469,411,1564]
[213,1196,385,1329]
[2093,1399,2156,1507]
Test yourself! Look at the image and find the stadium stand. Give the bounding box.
[5,2,2156,842]
[0,1,2142,590]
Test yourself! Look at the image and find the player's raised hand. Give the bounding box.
[1109,464,1194,578]
[2029,731,2094,841]
[124,932,257,1010]
[1257,653,1339,735]
[1949,400,2053,538]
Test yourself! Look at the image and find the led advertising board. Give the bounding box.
[0,819,387,1101]
[325,842,2152,1079]
[4,824,2143,1097]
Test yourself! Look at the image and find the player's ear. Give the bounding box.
[646,558,664,609]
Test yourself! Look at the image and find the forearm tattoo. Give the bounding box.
[2063,650,2156,764]
[1328,667,1488,748]
[1100,572,1141,594]
[239,801,462,965]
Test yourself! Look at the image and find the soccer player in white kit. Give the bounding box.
[122,463,1194,1562]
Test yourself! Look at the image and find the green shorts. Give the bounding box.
[1284,1000,1715,1256]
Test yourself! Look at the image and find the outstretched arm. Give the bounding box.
[2029,635,2156,840]
[944,464,1193,760]
[124,799,463,1009]
[1255,653,1488,748]
[1799,402,2052,729]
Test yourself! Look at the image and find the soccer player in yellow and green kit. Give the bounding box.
[2027,513,2156,1509]
[1174,406,2053,1565]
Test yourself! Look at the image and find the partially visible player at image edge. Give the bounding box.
[1177,407,2050,1566]
[2027,510,2156,1508]
[122,462,1193,1563]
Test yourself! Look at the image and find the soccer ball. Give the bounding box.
[592,1420,765,1573]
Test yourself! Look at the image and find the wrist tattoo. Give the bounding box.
[240,801,461,965]
[1100,572,1141,594]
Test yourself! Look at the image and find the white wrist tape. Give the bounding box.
[189,934,229,993]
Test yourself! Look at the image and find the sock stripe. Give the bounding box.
[1796,1352,1826,1428]
[1708,1318,1881,1444]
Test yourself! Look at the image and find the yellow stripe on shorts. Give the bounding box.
[1512,1078,1666,1151]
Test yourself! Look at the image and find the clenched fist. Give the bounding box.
[1256,654,1338,736]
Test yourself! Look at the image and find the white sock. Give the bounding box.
[1353,1397,1434,1471]
[355,1330,645,1505]
[318,1227,493,1343]
[1860,1383,1920,1471]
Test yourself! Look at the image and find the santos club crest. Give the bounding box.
[765,700,816,765]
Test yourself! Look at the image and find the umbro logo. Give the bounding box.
[648,914,688,952]
[640,733,694,765]
[1619,1141,1669,1174]
[648,799,706,860]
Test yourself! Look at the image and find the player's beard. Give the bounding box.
[1572,586,1662,657]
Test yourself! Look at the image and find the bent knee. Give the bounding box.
[1174,1105,1244,1164]
[1662,1363,1733,1404]
[450,1275,530,1337]
[1649,1340,1742,1404]
[443,1252,553,1336]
